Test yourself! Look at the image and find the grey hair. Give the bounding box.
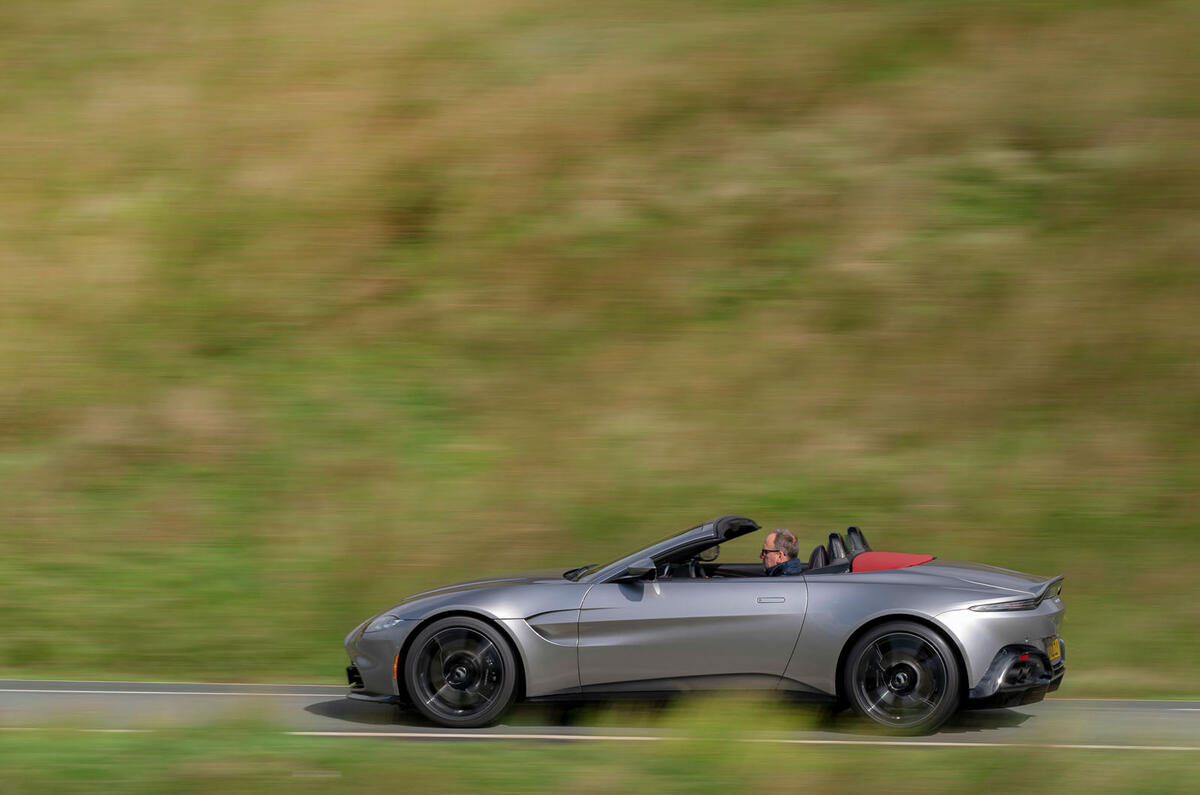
[772,529,799,560]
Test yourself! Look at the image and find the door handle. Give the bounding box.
[757,596,785,604]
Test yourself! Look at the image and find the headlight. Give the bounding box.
[364,613,404,633]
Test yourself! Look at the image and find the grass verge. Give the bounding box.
[1,706,1198,795]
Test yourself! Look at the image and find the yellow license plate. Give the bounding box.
[1047,637,1061,662]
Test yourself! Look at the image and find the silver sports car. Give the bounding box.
[344,516,1065,734]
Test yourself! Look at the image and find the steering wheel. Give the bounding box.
[662,562,691,579]
[689,558,707,579]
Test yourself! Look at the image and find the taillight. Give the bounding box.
[970,578,1063,612]
[969,597,1041,612]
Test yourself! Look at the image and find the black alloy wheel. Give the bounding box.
[842,621,961,735]
[403,616,518,728]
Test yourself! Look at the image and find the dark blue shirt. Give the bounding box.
[766,558,807,576]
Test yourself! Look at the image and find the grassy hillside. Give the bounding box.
[1,0,1198,694]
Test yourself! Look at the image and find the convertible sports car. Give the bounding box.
[344,516,1065,734]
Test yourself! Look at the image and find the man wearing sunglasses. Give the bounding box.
[761,529,805,576]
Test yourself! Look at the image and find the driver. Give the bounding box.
[761,529,805,576]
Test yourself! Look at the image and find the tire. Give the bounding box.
[842,621,961,735]
[403,616,518,728]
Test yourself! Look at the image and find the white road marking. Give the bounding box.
[289,731,666,742]
[2,684,1195,708]
[1049,698,1200,705]
[0,679,336,688]
[286,731,1200,751]
[0,689,342,697]
[753,739,1200,752]
[1,726,1196,751]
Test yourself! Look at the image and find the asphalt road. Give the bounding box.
[2,680,1197,751]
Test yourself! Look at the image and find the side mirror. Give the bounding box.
[620,557,657,582]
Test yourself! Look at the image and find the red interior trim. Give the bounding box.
[851,551,934,572]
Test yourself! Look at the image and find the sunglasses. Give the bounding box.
[760,548,782,557]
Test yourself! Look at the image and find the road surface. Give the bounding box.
[2,680,1197,751]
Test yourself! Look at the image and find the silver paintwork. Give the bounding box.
[345,516,1065,704]
[577,578,807,690]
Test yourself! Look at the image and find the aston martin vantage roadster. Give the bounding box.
[344,516,1065,733]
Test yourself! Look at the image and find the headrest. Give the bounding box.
[847,526,870,553]
[808,545,829,570]
[827,532,848,562]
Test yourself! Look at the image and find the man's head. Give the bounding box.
[761,528,799,572]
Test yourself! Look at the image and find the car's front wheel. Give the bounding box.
[842,621,961,735]
[403,616,518,728]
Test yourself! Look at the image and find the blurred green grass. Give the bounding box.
[1,0,1198,695]
[2,700,1199,795]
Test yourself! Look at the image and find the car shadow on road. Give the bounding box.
[938,708,1033,733]
[304,698,406,726]
[803,704,1033,736]
[305,698,1032,736]
[303,699,641,729]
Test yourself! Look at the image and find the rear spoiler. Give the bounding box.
[1031,575,1065,603]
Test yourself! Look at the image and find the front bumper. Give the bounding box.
[966,639,1065,709]
[344,619,420,698]
[345,663,404,702]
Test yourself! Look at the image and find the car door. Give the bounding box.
[577,577,808,690]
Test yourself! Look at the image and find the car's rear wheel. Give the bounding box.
[842,621,960,735]
[403,616,518,728]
